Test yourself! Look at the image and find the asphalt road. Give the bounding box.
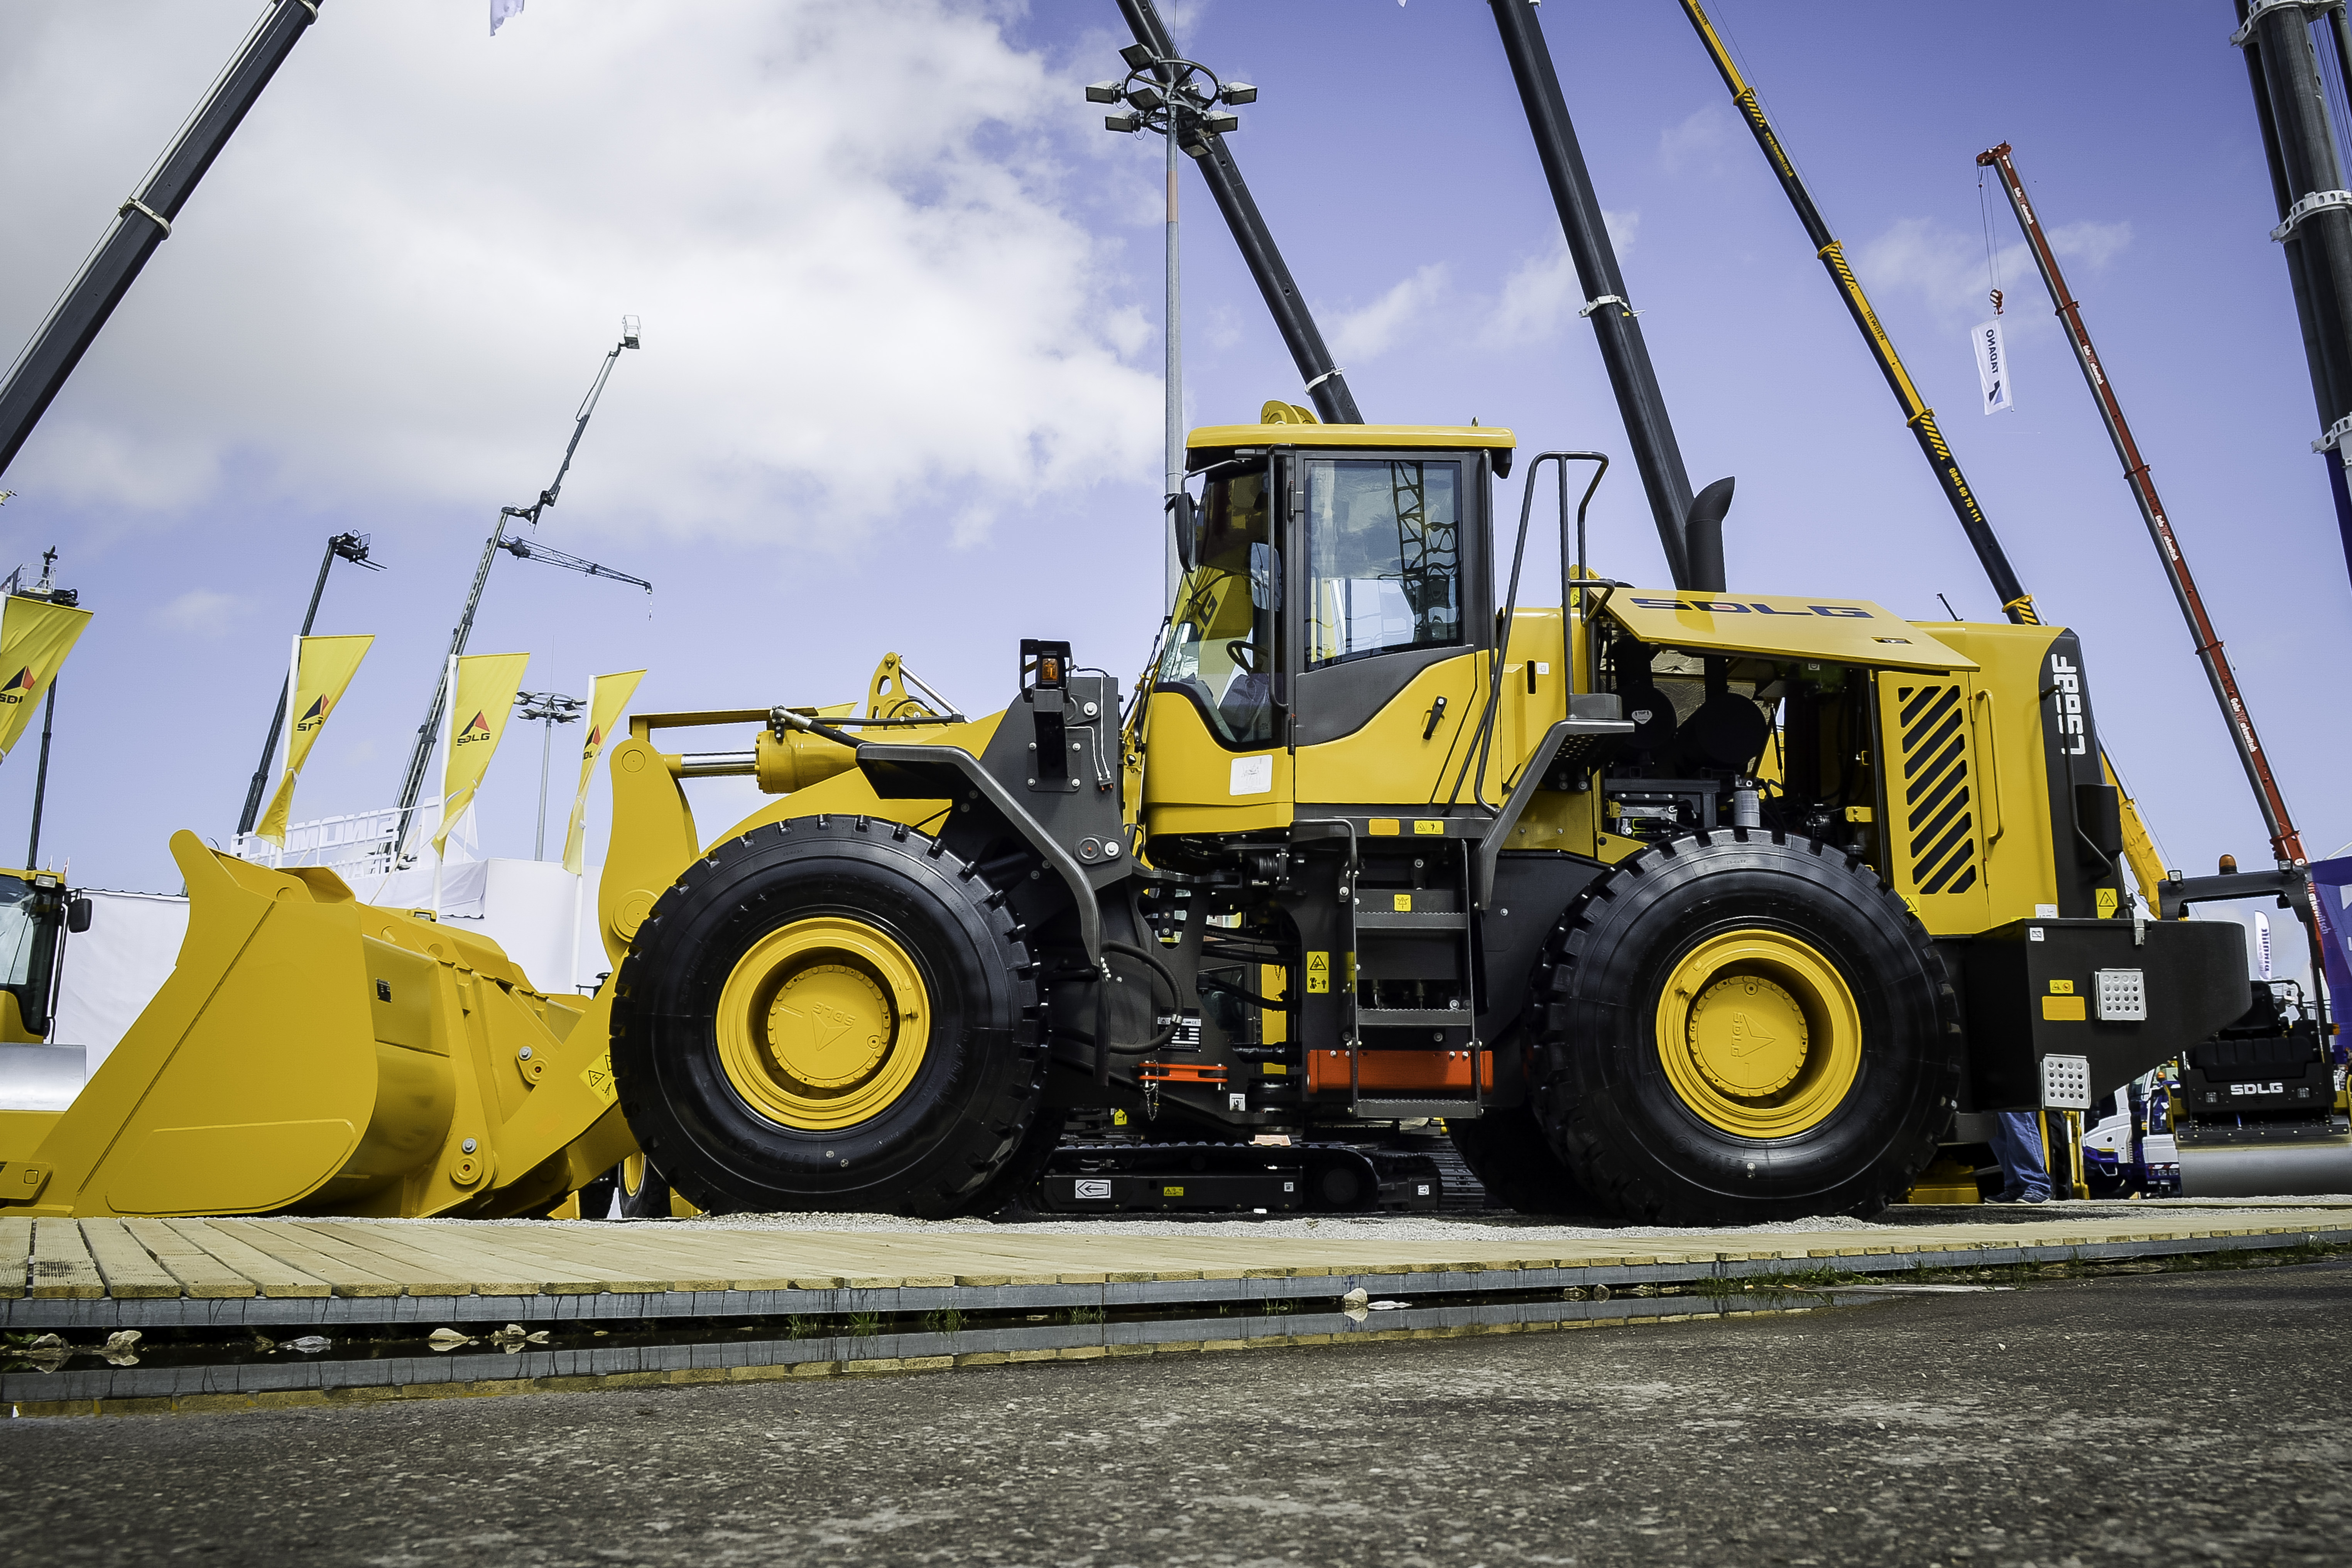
[5,1260,2347,1566]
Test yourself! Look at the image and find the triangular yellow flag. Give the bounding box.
[256,634,375,847]
[0,595,92,758]
[563,668,645,874]
[433,651,531,856]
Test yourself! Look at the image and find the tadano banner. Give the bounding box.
[256,633,375,847]
[0,595,91,759]
[563,668,644,875]
[1972,317,2014,415]
[434,651,531,856]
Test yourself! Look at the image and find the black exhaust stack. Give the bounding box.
[1683,476,1735,594]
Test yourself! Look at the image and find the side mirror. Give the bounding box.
[1168,491,1198,573]
[66,897,91,934]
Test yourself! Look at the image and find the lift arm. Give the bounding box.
[0,0,327,477]
[1676,0,2037,624]
[1489,0,1700,588]
[1115,0,1362,425]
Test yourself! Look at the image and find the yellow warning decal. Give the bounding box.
[1163,1185,1184,1197]
[2049,979,2075,994]
[2096,887,2119,917]
[2042,995,2086,1022]
[1263,1063,1288,1076]
[1112,1108,1129,1126]
[580,1049,617,1105]
[1393,893,1413,912]
[1413,819,1445,836]
[1306,951,1330,993]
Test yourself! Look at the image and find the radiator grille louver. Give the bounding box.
[1896,683,1977,896]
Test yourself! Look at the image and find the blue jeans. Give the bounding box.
[1988,1110,2053,1200]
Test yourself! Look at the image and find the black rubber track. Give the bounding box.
[608,815,1047,1218]
[1532,829,1961,1227]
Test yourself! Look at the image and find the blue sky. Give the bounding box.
[0,0,2344,956]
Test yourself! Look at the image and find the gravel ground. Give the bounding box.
[353,1197,2352,1245]
[4,1257,2345,1565]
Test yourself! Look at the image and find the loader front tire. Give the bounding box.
[1533,831,1960,1227]
[609,816,1046,1218]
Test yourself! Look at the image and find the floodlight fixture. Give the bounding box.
[1085,80,1122,104]
[1220,82,1257,105]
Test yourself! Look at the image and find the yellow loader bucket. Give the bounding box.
[0,833,634,1219]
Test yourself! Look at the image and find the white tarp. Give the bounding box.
[51,890,190,1078]
[345,858,604,995]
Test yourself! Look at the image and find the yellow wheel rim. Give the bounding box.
[1654,929,1862,1139]
[715,916,930,1132]
[620,1153,647,1198]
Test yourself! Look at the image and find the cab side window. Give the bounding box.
[1305,459,1462,668]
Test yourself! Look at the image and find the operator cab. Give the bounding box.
[1146,409,1515,848]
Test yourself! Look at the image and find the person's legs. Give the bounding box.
[1994,1109,2052,1202]
[1985,1115,2024,1200]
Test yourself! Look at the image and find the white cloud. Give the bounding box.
[152,587,242,637]
[1659,106,1734,175]
[1327,264,1449,365]
[0,1,1161,548]
[1854,215,2134,328]
[1480,213,1638,347]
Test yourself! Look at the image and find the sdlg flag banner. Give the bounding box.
[256,633,375,846]
[0,595,91,758]
[563,668,645,874]
[434,651,531,855]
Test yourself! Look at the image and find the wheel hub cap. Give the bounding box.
[1654,929,1863,1139]
[715,916,929,1132]
[767,964,892,1088]
[1687,973,1809,1096]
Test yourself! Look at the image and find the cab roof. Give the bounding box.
[1186,406,1516,475]
[1600,588,1980,672]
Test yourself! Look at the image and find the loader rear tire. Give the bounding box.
[1443,1101,1597,1217]
[608,815,1046,1219]
[1533,830,1960,1227]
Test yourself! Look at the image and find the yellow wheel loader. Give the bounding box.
[573,410,2247,1226]
[0,412,2255,1227]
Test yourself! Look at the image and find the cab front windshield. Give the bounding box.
[1157,468,1277,748]
[0,876,58,1034]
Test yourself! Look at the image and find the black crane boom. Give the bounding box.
[0,0,326,477]
[1488,0,1702,589]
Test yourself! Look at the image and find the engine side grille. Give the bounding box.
[1896,683,1977,896]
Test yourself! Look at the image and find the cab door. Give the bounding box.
[1290,451,1490,809]
[1141,460,1294,838]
